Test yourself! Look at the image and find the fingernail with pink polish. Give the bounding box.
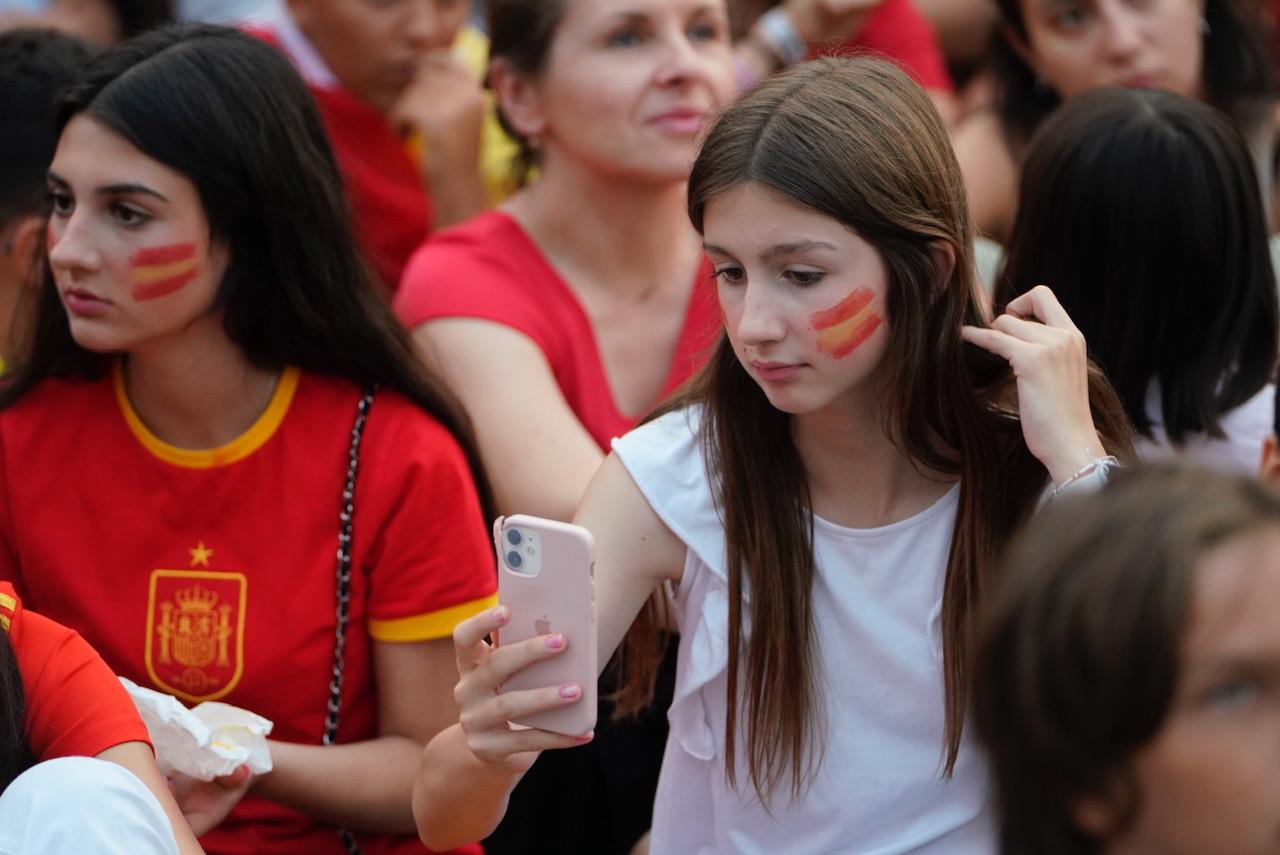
[559,683,580,699]
[490,606,508,623]
[546,633,564,649]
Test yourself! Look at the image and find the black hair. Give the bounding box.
[991,0,1275,151]
[112,0,172,38]
[0,628,32,794]
[0,29,94,226]
[996,87,1278,443]
[2,24,496,522]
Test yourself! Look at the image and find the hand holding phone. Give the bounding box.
[493,515,597,737]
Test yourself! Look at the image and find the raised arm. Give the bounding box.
[412,453,684,850]
[413,319,605,522]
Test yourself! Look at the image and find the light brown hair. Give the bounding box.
[616,57,1133,805]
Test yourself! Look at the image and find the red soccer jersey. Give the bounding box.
[253,27,432,292]
[818,0,954,93]
[0,367,494,855]
[394,210,722,449]
[0,582,151,762]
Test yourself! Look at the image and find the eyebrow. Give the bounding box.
[605,2,720,24]
[46,171,170,203]
[703,240,838,261]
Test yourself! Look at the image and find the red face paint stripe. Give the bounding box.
[130,242,196,267]
[825,315,882,358]
[811,288,874,330]
[132,269,198,301]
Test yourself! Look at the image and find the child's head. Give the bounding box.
[974,464,1280,855]
[998,86,1278,445]
[286,0,470,111]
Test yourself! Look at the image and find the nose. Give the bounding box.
[733,280,788,348]
[654,25,709,88]
[403,0,451,53]
[47,213,101,278]
[1097,1,1145,62]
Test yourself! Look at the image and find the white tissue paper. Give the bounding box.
[120,677,274,781]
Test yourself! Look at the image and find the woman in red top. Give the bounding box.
[0,24,496,855]
[0,583,203,854]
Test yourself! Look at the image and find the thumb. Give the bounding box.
[214,765,252,789]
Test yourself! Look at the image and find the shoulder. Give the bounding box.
[610,407,726,574]
[395,210,550,329]
[0,374,111,444]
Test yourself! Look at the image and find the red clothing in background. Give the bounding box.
[395,210,721,449]
[1,582,151,762]
[820,0,954,92]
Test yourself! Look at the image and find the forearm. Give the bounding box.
[253,736,423,834]
[412,724,529,851]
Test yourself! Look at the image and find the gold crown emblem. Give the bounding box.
[174,584,220,611]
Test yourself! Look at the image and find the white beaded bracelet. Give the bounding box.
[1050,455,1119,500]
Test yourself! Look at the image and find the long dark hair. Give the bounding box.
[973,464,1280,854]
[997,88,1278,443]
[616,57,1133,804]
[991,0,1274,149]
[0,629,31,794]
[2,24,495,522]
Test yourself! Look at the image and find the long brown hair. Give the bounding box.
[973,465,1280,853]
[615,57,1132,805]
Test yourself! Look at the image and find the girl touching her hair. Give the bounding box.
[414,56,1131,853]
[0,25,496,855]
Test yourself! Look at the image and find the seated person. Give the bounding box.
[0,582,203,854]
[252,0,489,290]
[0,27,93,369]
[974,464,1280,855]
[996,88,1277,474]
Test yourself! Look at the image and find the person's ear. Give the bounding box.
[1072,789,1125,842]
[929,239,957,300]
[488,57,548,143]
[1260,433,1280,484]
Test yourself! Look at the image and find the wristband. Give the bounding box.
[1050,455,1118,500]
[754,8,809,68]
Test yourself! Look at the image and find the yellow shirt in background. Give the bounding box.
[454,24,523,204]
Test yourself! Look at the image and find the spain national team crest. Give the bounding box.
[145,564,247,703]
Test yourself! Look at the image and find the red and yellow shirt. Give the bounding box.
[0,581,151,762]
[0,367,495,855]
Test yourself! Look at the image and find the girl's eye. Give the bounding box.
[785,269,826,286]
[48,191,74,216]
[1051,4,1090,29]
[607,28,644,48]
[111,203,151,227]
[688,22,721,42]
[1204,678,1260,711]
[714,266,745,284]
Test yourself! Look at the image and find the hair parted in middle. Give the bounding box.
[997,87,1278,446]
[612,56,1134,806]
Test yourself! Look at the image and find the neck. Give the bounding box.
[506,155,702,300]
[792,388,955,528]
[122,314,280,449]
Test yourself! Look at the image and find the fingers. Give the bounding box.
[959,325,1022,362]
[454,605,506,672]
[213,766,252,789]
[468,727,593,764]
[1003,285,1076,330]
[461,632,571,698]
[459,683,584,735]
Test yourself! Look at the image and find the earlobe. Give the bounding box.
[1260,434,1280,483]
[928,239,957,299]
[6,218,45,281]
[488,58,547,142]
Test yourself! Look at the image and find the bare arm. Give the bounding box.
[251,638,458,834]
[953,110,1020,244]
[413,453,684,850]
[413,319,605,521]
[96,741,205,855]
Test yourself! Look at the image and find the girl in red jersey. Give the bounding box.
[0,24,496,855]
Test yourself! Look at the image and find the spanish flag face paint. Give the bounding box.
[129,242,199,301]
[811,288,882,359]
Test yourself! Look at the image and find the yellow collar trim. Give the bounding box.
[113,363,301,469]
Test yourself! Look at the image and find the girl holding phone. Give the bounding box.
[414,56,1130,852]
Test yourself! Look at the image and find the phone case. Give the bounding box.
[494,514,597,736]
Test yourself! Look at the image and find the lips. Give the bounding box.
[750,360,803,381]
[63,287,112,318]
[648,106,709,135]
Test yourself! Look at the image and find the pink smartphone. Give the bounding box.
[493,514,597,736]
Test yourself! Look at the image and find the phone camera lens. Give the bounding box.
[506,550,523,568]
[506,529,522,546]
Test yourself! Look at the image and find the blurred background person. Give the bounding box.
[974,465,1280,855]
[997,88,1278,473]
[0,0,170,43]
